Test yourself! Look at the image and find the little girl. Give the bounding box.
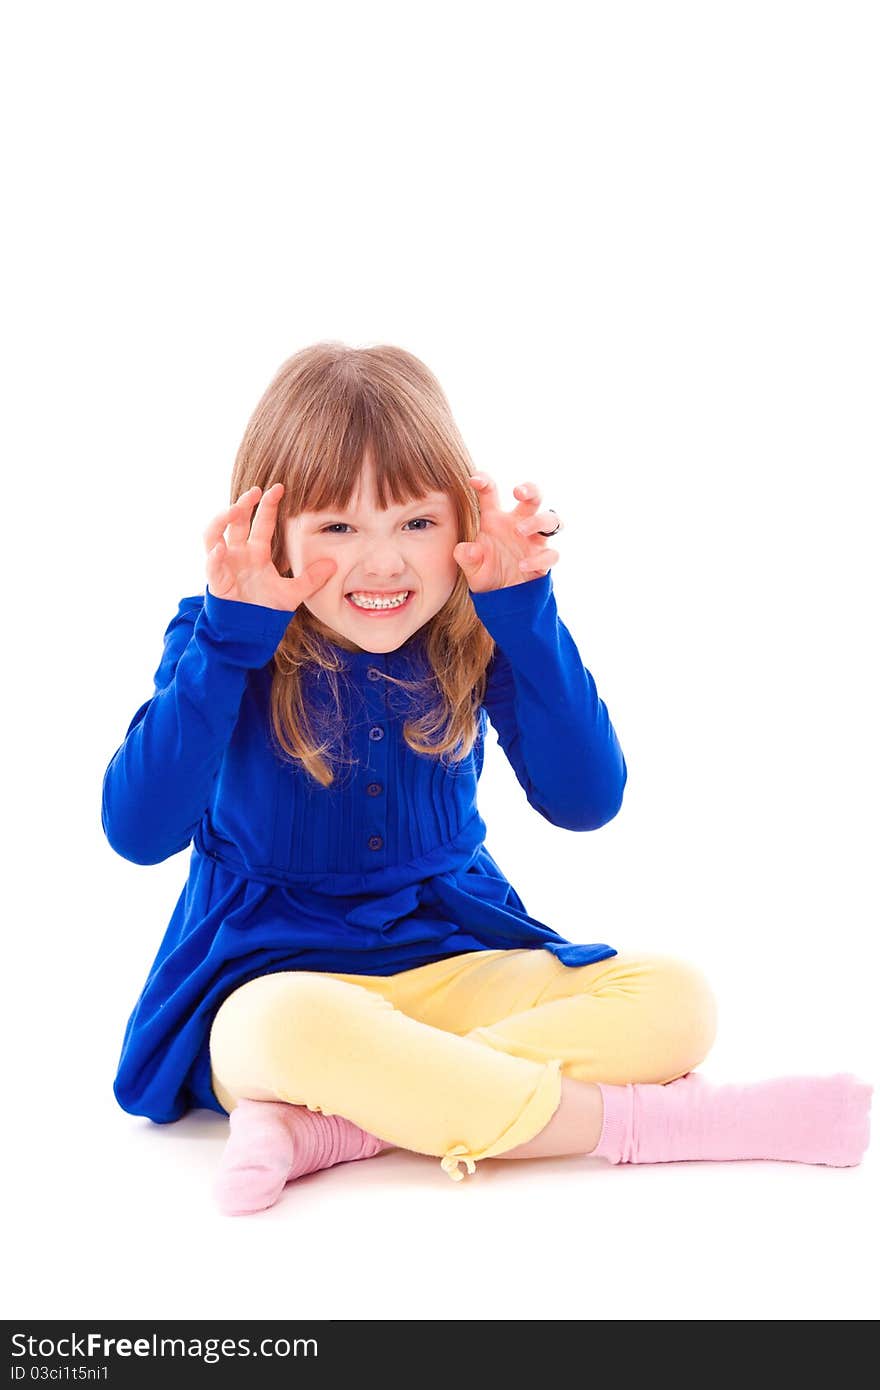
[103,342,872,1216]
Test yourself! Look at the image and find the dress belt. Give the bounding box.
[192,813,492,899]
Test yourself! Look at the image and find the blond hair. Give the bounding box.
[229,342,495,788]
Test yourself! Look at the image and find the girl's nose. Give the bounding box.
[360,544,407,574]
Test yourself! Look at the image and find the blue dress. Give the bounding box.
[102,571,627,1123]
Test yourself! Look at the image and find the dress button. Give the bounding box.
[367,782,383,796]
[368,835,384,850]
[367,668,382,681]
[368,726,384,741]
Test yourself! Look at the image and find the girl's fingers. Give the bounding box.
[205,537,231,596]
[225,486,264,549]
[204,484,282,555]
[512,481,542,517]
[514,510,562,538]
[468,474,503,514]
[290,556,338,603]
[203,508,236,553]
[203,488,256,552]
[471,475,547,527]
[454,537,485,570]
[518,547,559,573]
[246,482,284,551]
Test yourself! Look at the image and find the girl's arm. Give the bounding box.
[470,571,627,831]
[101,590,297,865]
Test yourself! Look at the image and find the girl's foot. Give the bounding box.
[213,1099,393,1215]
[589,1071,873,1167]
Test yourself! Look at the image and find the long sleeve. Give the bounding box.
[101,588,297,865]
[469,570,627,831]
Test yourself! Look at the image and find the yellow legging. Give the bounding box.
[208,948,718,1181]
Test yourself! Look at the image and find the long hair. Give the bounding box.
[229,342,495,788]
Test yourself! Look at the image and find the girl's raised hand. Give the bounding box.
[204,483,337,612]
[452,474,563,594]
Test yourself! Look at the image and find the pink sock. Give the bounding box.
[214,1099,394,1215]
[589,1071,873,1167]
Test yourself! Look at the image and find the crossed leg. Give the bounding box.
[208,947,871,1210]
[209,948,717,1181]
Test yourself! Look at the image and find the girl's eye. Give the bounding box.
[320,519,435,534]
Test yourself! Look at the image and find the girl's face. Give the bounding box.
[284,457,461,654]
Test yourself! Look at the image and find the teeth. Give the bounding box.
[348,591,410,610]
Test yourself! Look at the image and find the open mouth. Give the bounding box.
[345,590,414,615]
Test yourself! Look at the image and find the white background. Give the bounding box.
[4,0,877,1324]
